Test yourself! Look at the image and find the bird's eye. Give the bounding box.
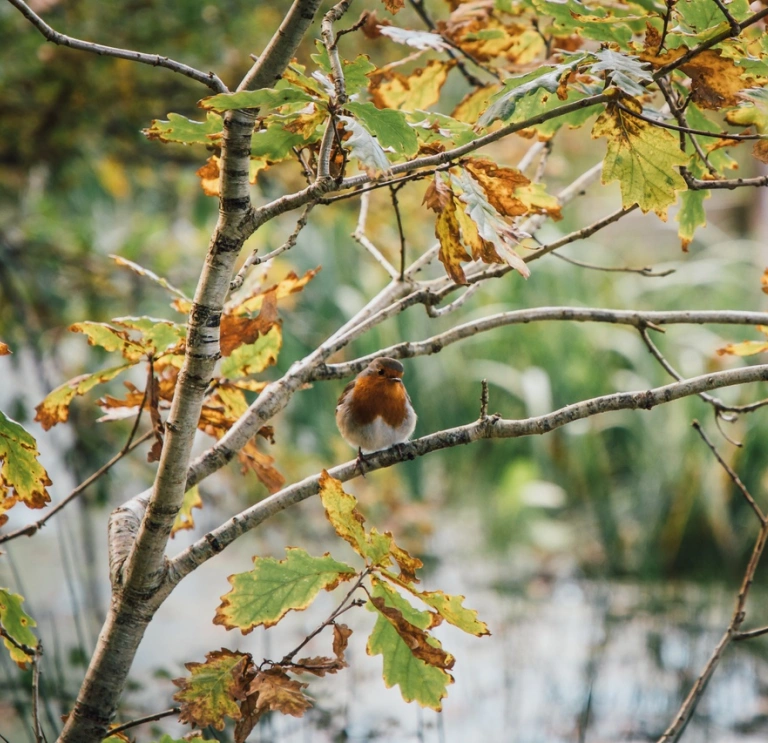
[378,369,385,376]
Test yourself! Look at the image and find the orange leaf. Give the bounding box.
[435,198,471,285]
[464,158,530,218]
[249,668,312,717]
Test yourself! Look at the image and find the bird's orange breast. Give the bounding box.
[349,377,409,427]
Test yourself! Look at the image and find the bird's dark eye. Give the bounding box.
[378,369,385,376]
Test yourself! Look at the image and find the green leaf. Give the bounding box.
[591,99,689,217]
[35,364,132,430]
[688,103,739,173]
[112,317,187,355]
[0,411,51,515]
[144,112,223,145]
[312,44,376,95]
[173,649,252,730]
[366,581,453,710]
[531,0,645,44]
[200,87,318,113]
[251,124,314,161]
[407,111,478,148]
[69,321,146,360]
[214,547,356,631]
[478,59,584,126]
[589,48,652,95]
[417,590,490,636]
[220,324,282,379]
[677,188,709,251]
[345,101,419,157]
[339,115,392,173]
[0,588,37,668]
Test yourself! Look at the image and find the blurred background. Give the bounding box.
[2,1,768,741]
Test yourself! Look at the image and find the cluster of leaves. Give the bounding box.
[171,473,489,738]
[27,259,319,533]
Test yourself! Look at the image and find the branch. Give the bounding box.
[654,6,768,79]
[658,421,768,742]
[616,102,763,142]
[6,0,227,92]
[31,642,44,743]
[59,3,326,742]
[551,252,675,277]
[164,364,768,588]
[311,307,768,379]
[352,190,399,279]
[0,429,153,546]
[230,203,315,292]
[683,172,768,191]
[101,708,180,738]
[321,0,354,106]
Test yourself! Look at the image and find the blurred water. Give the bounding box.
[3,497,768,743]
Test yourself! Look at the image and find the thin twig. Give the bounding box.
[0,627,36,656]
[708,0,741,34]
[333,10,369,48]
[280,568,370,665]
[551,251,675,277]
[639,328,739,417]
[6,0,227,92]
[692,420,765,523]
[103,707,181,737]
[352,191,400,279]
[517,141,547,174]
[389,184,407,281]
[480,379,489,419]
[533,141,553,184]
[682,172,768,191]
[659,425,768,742]
[426,282,481,317]
[734,625,768,641]
[321,0,354,105]
[616,102,763,142]
[31,642,44,743]
[0,429,153,545]
[654,6,768,78]
[231,203,315,292]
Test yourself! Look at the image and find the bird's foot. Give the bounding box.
[356,447,368,478]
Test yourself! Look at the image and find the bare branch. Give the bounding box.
[616,102,763,142]
[659,423,768,742]
[691,420,765,523]
[551,252,675,277]
[426,283,481,317]
[230,204,315,292]
[311,307,768,379]
[683,172,768,191]
[321,0,355,106]
[0,627,36,656]
[352,190,399,279]
[390,184,407,280]
[166,363,768,587]
[6,0,227,92]
[31,642,44,743]
[101,707,180,738]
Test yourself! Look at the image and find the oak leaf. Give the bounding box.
[591,98,688,218]
[214,547,356,632]
[435,195,471,285]
[464,158,530,218]
[249,668,312,717]
[173,649,254,730]
[171,485,203,537]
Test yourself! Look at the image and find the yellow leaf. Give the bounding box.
[435,198,471,285]
[171,485,203,537]
[591,99,688,218]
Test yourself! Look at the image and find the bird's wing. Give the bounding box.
[336,379,356,409]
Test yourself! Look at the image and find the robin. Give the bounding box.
[335,357,417,471]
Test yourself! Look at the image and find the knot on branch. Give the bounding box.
[108,490,151,590]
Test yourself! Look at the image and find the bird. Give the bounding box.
[336,357,417,472]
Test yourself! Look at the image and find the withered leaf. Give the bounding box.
[333,623,353,664]
[435,197,471,285]
[382,0,404,14]
[293,655,346,676]
[249,668,313,717]
[422,175,453,212]
[464,158,530,218]
[370,597,455,670]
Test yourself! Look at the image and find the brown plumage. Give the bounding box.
[335,357,417,456]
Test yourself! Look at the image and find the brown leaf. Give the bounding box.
[422,176,453,212]
[454,199,504,264]
[464,158,530,218]
[761,268,768,295]
[292,655,346,676]
[238,439,285,493]
[231,268,320,316]
[370,597,455,670]
[753,140,768,165]
[387,537,423,584]
[333,623,353,664]
[196,156,221,197]
[0,342,11,356]
[249,668,312,717]
[382,0,404,14]
[220,309,279,357]
[435,196,471,285]
[362,9,389,38]
[681,51,754,110]
[451,85,500,125]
